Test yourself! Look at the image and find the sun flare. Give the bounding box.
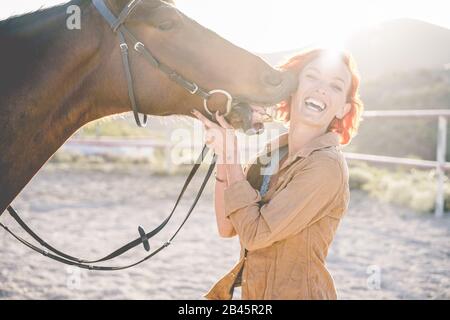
[0,0,448,53]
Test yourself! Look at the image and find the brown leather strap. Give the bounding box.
[0,146,216,270]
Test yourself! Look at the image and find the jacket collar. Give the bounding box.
[264,131,341,171]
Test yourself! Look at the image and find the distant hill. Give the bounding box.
[347,68,450,161]
[261,18,450,82]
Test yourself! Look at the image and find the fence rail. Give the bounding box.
[66,109,450,217]
[355,109,449,217]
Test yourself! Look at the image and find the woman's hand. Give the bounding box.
[191,109,239,164]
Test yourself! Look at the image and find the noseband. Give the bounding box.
[93,0,236,126]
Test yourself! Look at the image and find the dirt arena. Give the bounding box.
[1,163,449,299]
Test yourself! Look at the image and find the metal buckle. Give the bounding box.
[134,41,144,51]
[119,43,128,52]
[203,89,233,117]
[188,83,199,95]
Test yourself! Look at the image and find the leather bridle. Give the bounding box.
[93,0,237,127]
[0,0,243,271]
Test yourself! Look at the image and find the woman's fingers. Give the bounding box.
[191,109,216,129]
[215,111,233,130]
[192,109,233,132]
[205,128,216,145]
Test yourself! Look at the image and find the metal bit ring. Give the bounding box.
[203,89,233,117]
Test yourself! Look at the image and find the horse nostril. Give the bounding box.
[263,71,283,87]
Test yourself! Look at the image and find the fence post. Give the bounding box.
[165,130,175,174]
[435,116,447,217]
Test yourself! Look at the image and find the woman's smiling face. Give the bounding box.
[290,55,352,130]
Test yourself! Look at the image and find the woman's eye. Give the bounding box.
[158,20,174,31]
[331,84,343,92]
[306,74,317,80]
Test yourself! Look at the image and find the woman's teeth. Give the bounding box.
[305,97,327,112]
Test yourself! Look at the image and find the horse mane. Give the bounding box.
[0,0,176,32]
[0,1,96,38]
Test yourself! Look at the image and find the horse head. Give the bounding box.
[96,0,298,133]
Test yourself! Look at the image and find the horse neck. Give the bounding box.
[0,0,124,212]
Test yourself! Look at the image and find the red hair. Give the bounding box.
[274,47,364,145]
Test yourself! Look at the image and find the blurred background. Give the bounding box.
[0,0,449,300]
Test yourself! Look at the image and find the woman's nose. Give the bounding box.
[314,85,327,96]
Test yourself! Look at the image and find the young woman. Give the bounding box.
[192,47,364,300]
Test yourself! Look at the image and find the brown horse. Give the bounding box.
[0,0,296,214]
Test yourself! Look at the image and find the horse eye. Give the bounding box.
[158,20,174,31]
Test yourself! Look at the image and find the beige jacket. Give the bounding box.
[204,131,350,300]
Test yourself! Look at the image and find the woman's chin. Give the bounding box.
[295,114,327,129]
[295,104,330,126]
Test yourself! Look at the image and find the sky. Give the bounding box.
[1,0,449,52]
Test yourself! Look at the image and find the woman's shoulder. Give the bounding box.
[294,146,347,178]
[309,145,344,163]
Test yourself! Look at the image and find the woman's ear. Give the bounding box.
[336,102,351,120]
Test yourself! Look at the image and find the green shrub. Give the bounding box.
[349,163,449,214]
[348,164,374,190]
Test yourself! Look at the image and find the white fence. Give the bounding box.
[65,109,450,217]
[347,109,449,217]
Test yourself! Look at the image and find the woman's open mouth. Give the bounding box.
[305,97,327,113]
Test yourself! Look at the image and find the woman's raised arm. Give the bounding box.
[214,163,237,238]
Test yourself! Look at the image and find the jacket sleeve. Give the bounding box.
[224,156,343,251]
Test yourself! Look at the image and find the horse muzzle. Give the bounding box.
[223,102,265,135]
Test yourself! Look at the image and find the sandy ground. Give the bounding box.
[1,163,449,300]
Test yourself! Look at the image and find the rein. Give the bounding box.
[1,147,216,271]
[0,0,236,271]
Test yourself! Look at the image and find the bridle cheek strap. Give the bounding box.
[117,31,147,127]
[92,0,236,127]
[93,0,147,126]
